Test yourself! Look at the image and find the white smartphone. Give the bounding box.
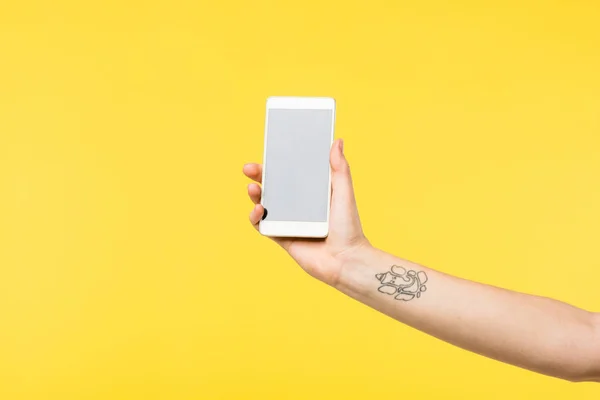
[259,96,336,238]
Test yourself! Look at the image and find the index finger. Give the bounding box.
[243,163,263,183]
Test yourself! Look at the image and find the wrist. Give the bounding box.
[333,241,384,298]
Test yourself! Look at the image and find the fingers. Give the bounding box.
[330,138,348,175]
[247,183,261,204]
[244,164,264,231]
[330,138,356,205]
[249,204,265,229]
[243,163,263,183]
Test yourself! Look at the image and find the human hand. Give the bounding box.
[243,139,371,286]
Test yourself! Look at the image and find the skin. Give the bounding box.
[243,138,600,383]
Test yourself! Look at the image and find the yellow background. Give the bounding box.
[1,1,599,399]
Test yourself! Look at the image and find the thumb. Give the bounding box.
[330,138,356,206]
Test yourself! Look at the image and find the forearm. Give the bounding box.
[335,245,600,382]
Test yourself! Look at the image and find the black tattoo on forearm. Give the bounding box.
[375,266,428,301]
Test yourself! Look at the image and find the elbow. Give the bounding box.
[562,312,600,383]
[565,373,600,384]
[564,373,600,384]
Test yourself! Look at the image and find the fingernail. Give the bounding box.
[339,139,344,153]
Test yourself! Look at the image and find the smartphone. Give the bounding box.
[259,96,336,238]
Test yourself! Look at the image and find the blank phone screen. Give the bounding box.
[263,108,333,222]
